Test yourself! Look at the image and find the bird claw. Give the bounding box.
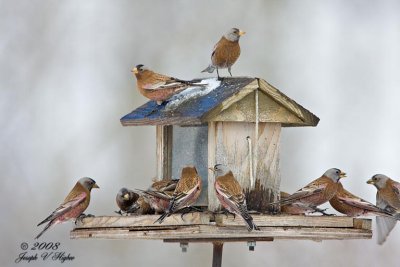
[115,210,123,216]
[313,208,335,216]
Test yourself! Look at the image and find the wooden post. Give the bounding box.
[156,125,172,180]
[212,242,224,267]
[208,121,281,212]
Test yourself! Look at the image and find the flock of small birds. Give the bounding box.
[35,28,400,246]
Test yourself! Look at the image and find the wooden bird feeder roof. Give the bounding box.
[120,77,319,127]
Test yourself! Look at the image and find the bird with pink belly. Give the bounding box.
[36,177,99,239]
[210,164,259,231]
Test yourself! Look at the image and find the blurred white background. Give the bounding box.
[1,1,400,266]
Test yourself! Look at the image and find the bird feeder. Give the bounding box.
[71,77,372,267]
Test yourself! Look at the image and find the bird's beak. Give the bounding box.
[208,167,215,173]
[239,30,246,36]
[123,193,130,200]
[132,67,138,74]
[339,172,347,178]
[366,178,374,185]
[93,183,100,189]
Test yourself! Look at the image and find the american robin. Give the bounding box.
[202,28,245,79]
[155,166,202,224]
[210,164,259,231]
[132,64,201,105]
[36,177,99,239]
[367,174,400,244]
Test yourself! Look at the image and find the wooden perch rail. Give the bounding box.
[71,213,372,241]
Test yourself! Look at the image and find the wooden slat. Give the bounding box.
[156,125,173,179]
[71,224,371,241]
[215,214,356,228]
[258,79,320,127]
[75,213,209,228]
[163,237,274,243]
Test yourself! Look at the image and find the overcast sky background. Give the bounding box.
[1,1,400,267]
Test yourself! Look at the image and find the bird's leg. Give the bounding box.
[228,67,233,77]
[313,207,335,216]
[216,68,222,80]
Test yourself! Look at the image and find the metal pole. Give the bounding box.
[212,242,224,267]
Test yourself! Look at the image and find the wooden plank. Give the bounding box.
[211,121,281,212]
[163,237,274,243]
[258,79,320,127]
[353,218,372,230]
[216,214,356,228]
[75,213,209,228]
[156,125,172,179]
[71,224,371,241]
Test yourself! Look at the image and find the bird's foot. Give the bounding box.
[114,210,123,216]
[313,208,335,216]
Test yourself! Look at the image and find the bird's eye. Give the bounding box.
[336,170,340,174]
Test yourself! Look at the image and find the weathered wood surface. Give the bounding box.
[208,121,281,212]
[71,214,372,241]
[120,77,319,127]
[75,213,209,228]
[258,79,319,127]
[121,77,256,126]
[156,125,173,179]
[212,242,224,267]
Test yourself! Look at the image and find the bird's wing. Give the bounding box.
[274,181,325,205]
[391,181,400,198]
[137,189,172,201]
[337,195,390,215]
[37,192,87,226]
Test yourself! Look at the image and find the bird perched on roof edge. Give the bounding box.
[132,64,203,105]
[155,166,202,224]
[367,174,400,244]
[271,168,346,212]
[115,187,140,215]
[202,28,245,79]
[36,177,99,239]
[210,164,259,231]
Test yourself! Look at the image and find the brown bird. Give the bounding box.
[36,177,99,239]
[132,64,201,105]
[155,166,202,224]
[211,164,259,231]
[280,191,329,215]
[202,28,246,79]
[115,188,140,215]
[271,168,346,212]
[137,179,179,214]
[135,196,155,215]
[367,174,400,244]
[330,182,397,218]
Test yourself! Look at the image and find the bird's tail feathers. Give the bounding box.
[35,221,52,239]
[201,64,215,73]
[376,216,397,245]
[243,214,260,231]
[154,212,169,224]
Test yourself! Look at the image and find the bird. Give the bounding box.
[280,191,329,215]
[271,168,346,212]
[201,28,246,79]
[137,179,179,214]
[367,174,400,244]
[115,188,140,215]
[329,182,397,218]
[135,196,155,215]
[36,177,99,239]
[210,164,259,231]
[132,64,202,105]
[155,166,202,224]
